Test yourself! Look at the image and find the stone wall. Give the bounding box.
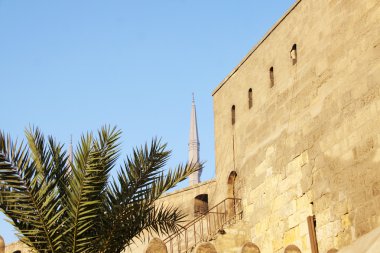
[125,180,216,253]
[5,241,32,253]
[155,180,217,221]
[212,0,380,252]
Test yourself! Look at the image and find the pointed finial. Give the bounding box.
[188,92,201,186]
[70,134,73,145]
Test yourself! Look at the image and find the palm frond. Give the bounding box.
[0,130,66,252]
[64,126,121,253]
[1,128,197,253]
[97,138,201,253]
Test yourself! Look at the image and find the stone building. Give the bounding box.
[3,0,380,252]
[137,0,380,252]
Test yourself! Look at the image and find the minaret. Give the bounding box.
[189,93,201,186]
[68,135,73,171]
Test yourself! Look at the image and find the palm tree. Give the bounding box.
[0,126,199,253]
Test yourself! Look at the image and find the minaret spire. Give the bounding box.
[188,93,201,186]
[68,135,73,171]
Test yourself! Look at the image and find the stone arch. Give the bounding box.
[195,242,217,253]
[194,194,208,216]
[0,235,4,253]
[145,238,167,253]
[241,241,260,253]
[227,171,238,219]
[227,171,237,198]
[326,249,338,253]
[284,245,302,253]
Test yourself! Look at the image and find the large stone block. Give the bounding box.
[372,182,380,196]
[283,226,300,246]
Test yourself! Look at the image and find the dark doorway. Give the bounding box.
[194,194,208,216]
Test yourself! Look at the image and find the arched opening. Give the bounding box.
[248,88,253,109]
[284,245,301,253]
[269,67,274,88]
[290,44,297,65]
[13,251,21,253]
[227,171,237,219]
[231,105,236,125]
[194,194,208,216]
[227,171,237,198]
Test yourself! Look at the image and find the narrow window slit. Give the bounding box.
[248,88,253,109]
[231,105,236,125]
[269,67,274,88]
[290,44,297,64]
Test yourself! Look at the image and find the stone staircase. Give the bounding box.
[163,198,243,253]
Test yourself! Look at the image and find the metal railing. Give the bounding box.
[163,198,242,253]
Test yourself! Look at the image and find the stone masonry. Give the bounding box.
[212,0,380,252]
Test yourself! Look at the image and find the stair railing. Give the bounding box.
[163,198,242,253]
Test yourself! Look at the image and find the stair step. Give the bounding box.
[164,198,243,253]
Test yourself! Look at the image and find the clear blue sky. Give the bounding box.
[0,0,295,244]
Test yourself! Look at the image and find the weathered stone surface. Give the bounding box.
[211,0,380,252]
[145,238,167,253]
[337,226,380,253]
[241,241,260,253]
[195,242,217,253]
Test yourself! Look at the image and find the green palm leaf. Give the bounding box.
[96,139,201,253]
[0,127,199,253]
[0,129,66,252]
[64,126,121,253]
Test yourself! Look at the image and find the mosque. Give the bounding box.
[1,0,380,252]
